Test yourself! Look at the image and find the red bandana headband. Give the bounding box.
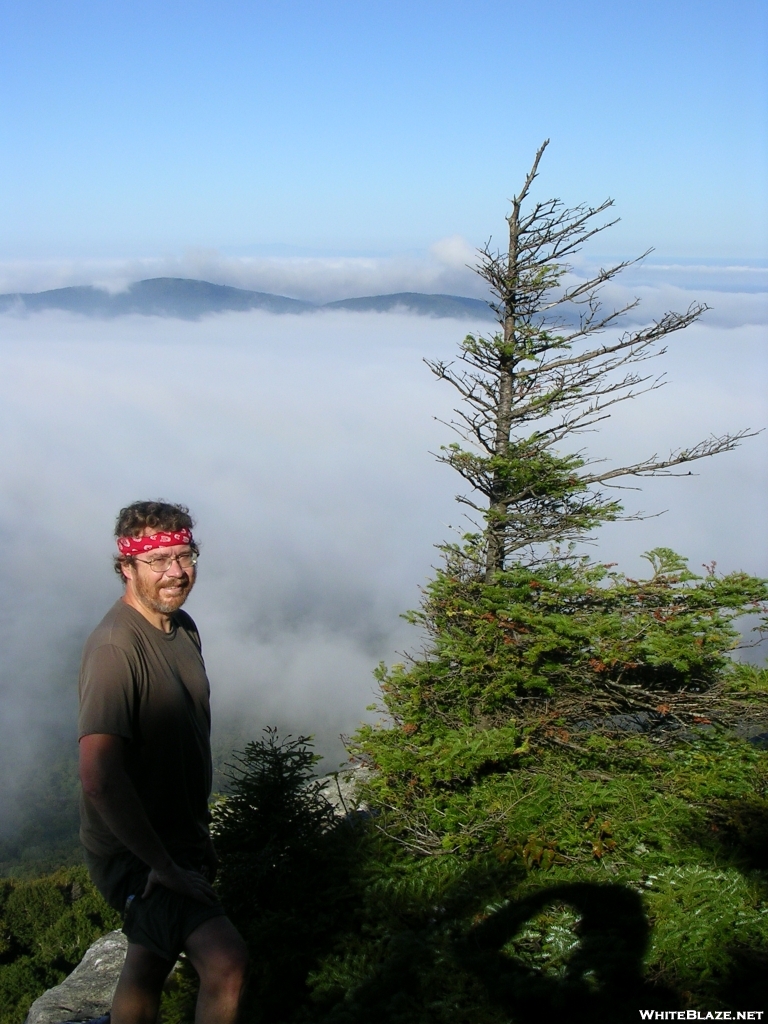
[117,528,193,556]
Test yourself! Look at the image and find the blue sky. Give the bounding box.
[1,0,766,261]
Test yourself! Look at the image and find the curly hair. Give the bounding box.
[113,500,199,578]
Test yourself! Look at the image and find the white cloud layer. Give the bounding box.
[0,246,765,327]
[0,294,765,826]
[0,238,487,305]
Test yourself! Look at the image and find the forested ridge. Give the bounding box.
[2,148,767,1022]
[0,867,119,1023]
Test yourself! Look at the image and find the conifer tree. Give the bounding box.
[210,148,768,1023]
[428,139,750,579]
[357,142,766,749]
[201,151,768,1021]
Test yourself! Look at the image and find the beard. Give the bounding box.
[133,568,194,615]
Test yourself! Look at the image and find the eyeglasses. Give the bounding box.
[134,552,198,573]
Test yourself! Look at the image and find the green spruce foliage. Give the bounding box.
[206,731,357,1023]
[0,866,119,1024]
[368,546,766,733]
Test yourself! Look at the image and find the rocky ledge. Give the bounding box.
[24,930,126,1024]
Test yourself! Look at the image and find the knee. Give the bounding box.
[186,917,249,1000]
[199,941,249,995]
[120,945,175,991]
[223,942,249,987]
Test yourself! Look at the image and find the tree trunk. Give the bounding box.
[484,197,520,581]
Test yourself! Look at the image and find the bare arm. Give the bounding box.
[79,733,217,904]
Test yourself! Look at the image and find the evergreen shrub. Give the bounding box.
[205,730,358,1023]
[0,865,119,1024]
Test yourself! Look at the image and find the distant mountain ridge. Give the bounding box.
[0,277,495,321]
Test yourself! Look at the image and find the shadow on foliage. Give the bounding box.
[208,732,684,1023]
[321,877,677,1024]
[678,791,768,1009]
[204,730,768,1022]
[698,793,768,874]
[712,946,768,1008]
[456,883,671,1023]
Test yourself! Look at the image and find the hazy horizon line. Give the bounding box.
[0,241,765,306]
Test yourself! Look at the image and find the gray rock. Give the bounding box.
[316,766,371,818]
[24,930,126,1024]
[575,711,671,734]
[734,718,768,747]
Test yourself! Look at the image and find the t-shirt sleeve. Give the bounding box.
[175,610,202,654]
[78,643,137,741]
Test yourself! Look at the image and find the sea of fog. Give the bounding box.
[0,295,765,827]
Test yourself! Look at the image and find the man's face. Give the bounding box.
[123,540,196,616]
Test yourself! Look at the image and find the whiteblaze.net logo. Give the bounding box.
[638,1013,764,1021]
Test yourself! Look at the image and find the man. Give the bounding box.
[78,500,248,1024]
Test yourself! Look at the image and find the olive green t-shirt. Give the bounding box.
[78,599,213,860]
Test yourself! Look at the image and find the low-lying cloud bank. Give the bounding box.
[0,237,485,305]
[0,245,765,327]
[0,298,765,830]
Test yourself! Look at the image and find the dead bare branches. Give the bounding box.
[427,143,755,578]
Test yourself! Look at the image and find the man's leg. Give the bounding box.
[184,915,248,1024]
[110,942,175,1024]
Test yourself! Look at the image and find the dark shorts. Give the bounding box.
[84,849,226,963]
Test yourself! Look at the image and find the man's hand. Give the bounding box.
[80,734,218,904]
[143,862,219,905]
